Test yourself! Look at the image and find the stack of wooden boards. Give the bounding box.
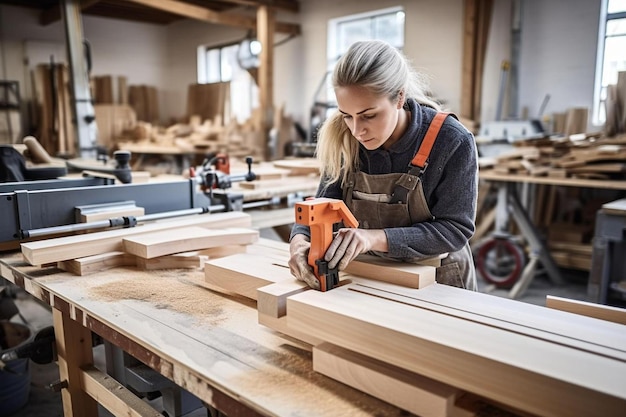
[481,133,626,180]
[18,211,626,416]
[202,239,626,417]
[20,211,257,276]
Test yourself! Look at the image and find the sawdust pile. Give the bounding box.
[90,270,225,322]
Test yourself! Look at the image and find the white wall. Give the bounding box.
[519,0,601,128]
[0,0,605,136]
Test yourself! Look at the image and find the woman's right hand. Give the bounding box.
[288,234,320,290]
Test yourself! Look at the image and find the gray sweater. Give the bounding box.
[291,99,478,260]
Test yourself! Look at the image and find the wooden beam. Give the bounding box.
[40,0,100,26]
[80,365,165,417]
[53,308,98,416]
[125,0,300,35]
[313,342,461,417]
[218,0,299,13]
[286,286,626,417]
[257,5,275,160]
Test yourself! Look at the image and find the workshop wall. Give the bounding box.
[0,0,606,143]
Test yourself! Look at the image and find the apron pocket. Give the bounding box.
[351,199,411,229]
[436,263,466,289]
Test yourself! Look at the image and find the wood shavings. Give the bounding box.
[89,270,225,323]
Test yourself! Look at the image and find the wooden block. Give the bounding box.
[198,244,247,259]
[286,286,626,417]
[345,254,436,288]
[80,206,145,223]
[122,227,258,259]
[257,279,309,318]
[21,212,251,266]
[57,252,136,276]
[313,342,460,417]
[546,295,626,325]
[204,253,293,300]
[135,251,208,270]
[257,313,322,347]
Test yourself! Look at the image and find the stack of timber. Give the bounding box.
[32,63,75,157]
[481,133,626,180]
[200,239,626,416]
[477,133,626,271]
[19,211,257,276]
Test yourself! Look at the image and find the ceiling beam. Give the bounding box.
[125,0,300,35]
[218,0,299,13]
[40,0,101,26]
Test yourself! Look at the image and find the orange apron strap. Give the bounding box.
[411,112,451,169]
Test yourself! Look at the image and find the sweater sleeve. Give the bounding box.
[384,126,478,259]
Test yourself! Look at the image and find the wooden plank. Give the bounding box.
[135,251,208,270]
[257,313,322,348]
[58,252,136,276]
[21,211,251,265]
[286,286,626,417]
[122,227,259,259]
[344,255,437,288]
[204,253,292,299]
[546,295,626,326]
[313,342,460,417]
[80,365,164,417]
[346,281,626,355]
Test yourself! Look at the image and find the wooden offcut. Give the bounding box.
[122,227,258,259]
[345,255,436,288]
[135,251,208,270]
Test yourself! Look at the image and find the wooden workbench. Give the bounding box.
[0,251,410,417]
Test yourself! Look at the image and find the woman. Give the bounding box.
[289,40,478,291]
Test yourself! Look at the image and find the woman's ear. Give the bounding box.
[397,90,405,109]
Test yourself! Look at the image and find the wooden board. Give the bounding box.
[204,253,292,300]
[122,227,258,259]
[313,342,460,417]
[344,255,436,288]
[21,212,251,266]
[57,252,136,276]
[135,251,208,270]
[286,285,626,417]
[546,295,626,325]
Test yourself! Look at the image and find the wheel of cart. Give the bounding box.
[475,234,526,288]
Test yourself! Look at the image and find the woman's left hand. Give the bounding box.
[324,228,387,270]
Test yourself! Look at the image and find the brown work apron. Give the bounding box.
[342,112,477,290]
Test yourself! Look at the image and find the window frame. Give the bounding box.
[593,0,626,126]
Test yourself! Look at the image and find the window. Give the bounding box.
[317,7,405,125]
[593,0,626,125]
[197,41,258,123]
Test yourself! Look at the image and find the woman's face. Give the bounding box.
[335,85,405,150]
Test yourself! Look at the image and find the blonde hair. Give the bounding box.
[316,40,441,187]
